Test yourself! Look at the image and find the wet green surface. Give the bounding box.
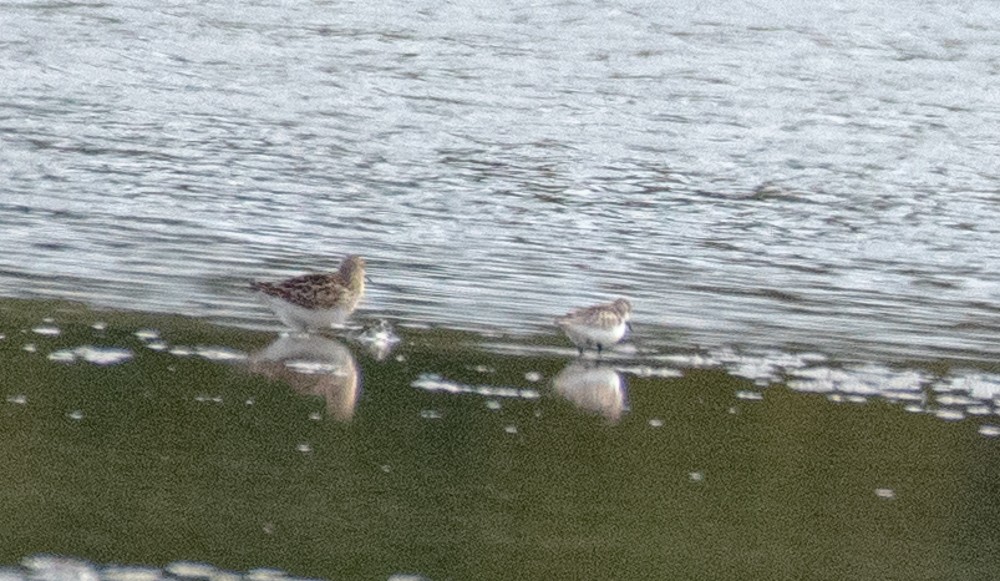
[1,299,999,579]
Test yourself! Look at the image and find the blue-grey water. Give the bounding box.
[3,0,1000,365]
[3,0,1000,578]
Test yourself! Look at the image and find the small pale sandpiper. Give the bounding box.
[555,298,633,355]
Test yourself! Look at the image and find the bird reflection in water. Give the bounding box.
[248,334,361,422]
[552,361,628,423]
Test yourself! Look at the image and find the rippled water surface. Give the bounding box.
[3,0,1000,366]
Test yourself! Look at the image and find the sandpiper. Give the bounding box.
[555,298,632,355]
[251,255,367,332]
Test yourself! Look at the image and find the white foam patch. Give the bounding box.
[716,348,818,385]
[979,425,1000,437]
[357,321,401,360]
[195,346,247,362]
[48,346,133,366]
[882,390,925,402]
[788,364,926,396]
[662,349,828,386]
[100,565,163,581]
[285,360,347,375]
[617,365,684,378]
[48,350,77,363]
[79,347,133,366]
[936,373,1000,400]
[388,574,432,581]
[937,394,977,407]
[777,363,1000,425]
[134,329,161,341]
[829,394,869,404]
[194,395,223,404]
[934,408,965,422]
[22,555,99,581]
[661,353,721,368]
[412,373,540,400]
[246,568,299,581]
[165,562,224,579]
[32,325,60,336]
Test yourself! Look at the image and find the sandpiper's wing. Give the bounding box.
[251,273,349,309]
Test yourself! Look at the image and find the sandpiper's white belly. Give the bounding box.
[560,319,628,350]
[259,294,350,331]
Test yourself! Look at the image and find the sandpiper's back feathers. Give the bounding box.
[251,272,358,310]
[556,298,632,329]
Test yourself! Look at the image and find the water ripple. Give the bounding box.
[2,0,1000,366]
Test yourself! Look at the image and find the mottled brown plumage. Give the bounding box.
[251,255,367,331]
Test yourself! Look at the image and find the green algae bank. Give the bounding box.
[2,299,999,579]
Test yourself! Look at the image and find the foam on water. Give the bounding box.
[47,346,134,366]
[412,373,541,400]
[8,557,338,581]
[194,346,247,362]
[133,329,161,341]
[32,325,60,337]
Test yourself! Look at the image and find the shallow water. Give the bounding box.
[3,0,1000,577]
[2,299,1000,579]
[2,0,999,368]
